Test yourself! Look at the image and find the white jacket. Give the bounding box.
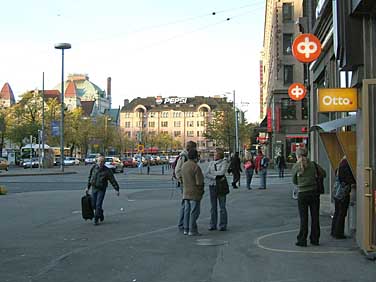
[205,159,229,186]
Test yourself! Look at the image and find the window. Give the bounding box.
[124,122,131,128]
[281,98,297,120]
[173,111,182,118]
[282,3,293,22]
[187,131,194,137]
[125,113,130,118]
[148,121,155,128]
[187,121,194,127]
[185,112,194,117]
[149,112,156,118]
[161,121,168,127]
[162,111,169,118]
[174,131,181,137]
[301,98,308,120]
[283,33,293,55]
[174,121,181,127]
[197,120,205,127]
[283,65,294,85]
[125,131,131,137]
[137,121,143,127]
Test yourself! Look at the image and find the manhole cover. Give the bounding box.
[195,239,228,246]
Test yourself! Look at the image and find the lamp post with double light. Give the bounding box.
[54,43,71,172]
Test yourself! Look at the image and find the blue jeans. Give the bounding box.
[260,169,267,189]
[178,199,184,230]
[183,200,201,233]
[245,169,254,189]
[92,189,106,221]
[209,185,227,229]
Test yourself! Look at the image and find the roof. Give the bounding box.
[54,74,106,99]
[0,82,16,103]
[43,90,61,102]
[310,115,356,132]
[105,108,120,122]
[65,81,77,97]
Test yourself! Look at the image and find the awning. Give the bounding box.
[310,115,356,132]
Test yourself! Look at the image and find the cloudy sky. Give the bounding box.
[0,0,265,122]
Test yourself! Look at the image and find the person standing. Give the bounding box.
[86,155,120,225]
[174,141,197,231]
[276,153,286,178]
[228,152,242,188]
[292,147,326,246]
[205,148,229,231]
[331,156,355,239]
[243,153,255,190]
[181,148,204,236]
[255,150,268,189]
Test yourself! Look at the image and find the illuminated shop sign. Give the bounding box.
[155,97,188,105]
[318,88,358,112]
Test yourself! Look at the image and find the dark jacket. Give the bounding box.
[338,158,355,185]
[88,164,120,191]
[229,154,242,174]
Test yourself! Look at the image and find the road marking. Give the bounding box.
[255,226,356,254]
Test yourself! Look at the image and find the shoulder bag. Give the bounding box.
[215,163,230,195]
[313,162,325,194]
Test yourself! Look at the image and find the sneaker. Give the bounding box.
[183,231,188,235]
[188,232,202,236]
[208,227,217,231]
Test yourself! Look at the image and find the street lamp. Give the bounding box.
[54,43,71,172]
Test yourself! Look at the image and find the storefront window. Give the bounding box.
[281,98,297,120]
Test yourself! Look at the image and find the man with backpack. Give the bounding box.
[255,149,269,189]
[174,141,197,231]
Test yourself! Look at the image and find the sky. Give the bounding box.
[0,0,265,122]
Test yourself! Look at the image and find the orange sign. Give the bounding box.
[137,144,145,152]
[318,88,357,112]
[288,83,307,101]
[292,34,322,63]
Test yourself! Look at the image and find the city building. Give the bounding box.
[119,96,232,153]
[304,0,376,255]
[0,82,16,109]
[261,0,308,163]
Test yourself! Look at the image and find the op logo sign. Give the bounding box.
[318,88,358,112]
[288,83,306,101]
[292,34,322,63]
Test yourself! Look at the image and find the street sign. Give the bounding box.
[292,33,322,63]
[318,88,357,112]
[137,144,145,153]
[288,83,307,101]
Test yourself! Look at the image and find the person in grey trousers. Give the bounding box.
[205,148,229,231]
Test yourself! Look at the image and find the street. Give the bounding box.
[1,166,375,282]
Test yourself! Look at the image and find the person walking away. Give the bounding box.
[86,155,120,225]
[331,156,355,239]
[243,153,255,190]
[276,153,286,178]
[228,152,242,188]
[255,150,269,189]
[205,148,229,231]
[292,147,326,246]
[175,141,197,231]
[181,148,204,236]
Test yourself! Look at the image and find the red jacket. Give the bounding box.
[255,154,264,172]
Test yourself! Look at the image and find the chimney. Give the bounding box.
[107,77,112,108]
[124,99,129,106]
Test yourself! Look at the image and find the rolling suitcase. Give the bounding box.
[81,193,94,220]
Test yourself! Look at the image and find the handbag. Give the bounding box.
[313,162,325,194]
[214,163,230,195]
[244,161,252,170]
[333,177,351,201]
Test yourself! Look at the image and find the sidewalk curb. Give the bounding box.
[0,171,77,177]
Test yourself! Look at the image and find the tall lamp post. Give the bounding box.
[54,43,71,172]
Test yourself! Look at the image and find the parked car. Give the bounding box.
[85,154,98,165]
[104,156,124,173]
[64,157,80,166]
[23,157,40,169]
[122,157,137,168]
[168,155,179,165]
[0,157,9,171]
[158,155,168,164]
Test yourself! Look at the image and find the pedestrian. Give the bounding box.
[205,148,229,231]
[331,156,355,239]
[292,147,326,246]
[85,155,120,225]
[181,148,204,236]
[276,152,286,178]
[243,152,255,190]
[228,152,242,188]
[174,141,197,231]
[255,149,269,189]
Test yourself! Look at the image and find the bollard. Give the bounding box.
[162,165,165,175]
[147,165,150,175]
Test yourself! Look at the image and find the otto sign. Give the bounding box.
[292,33,322,63]
[156,97,188,105]
[288,83,306,101]
[318,88,358,112]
